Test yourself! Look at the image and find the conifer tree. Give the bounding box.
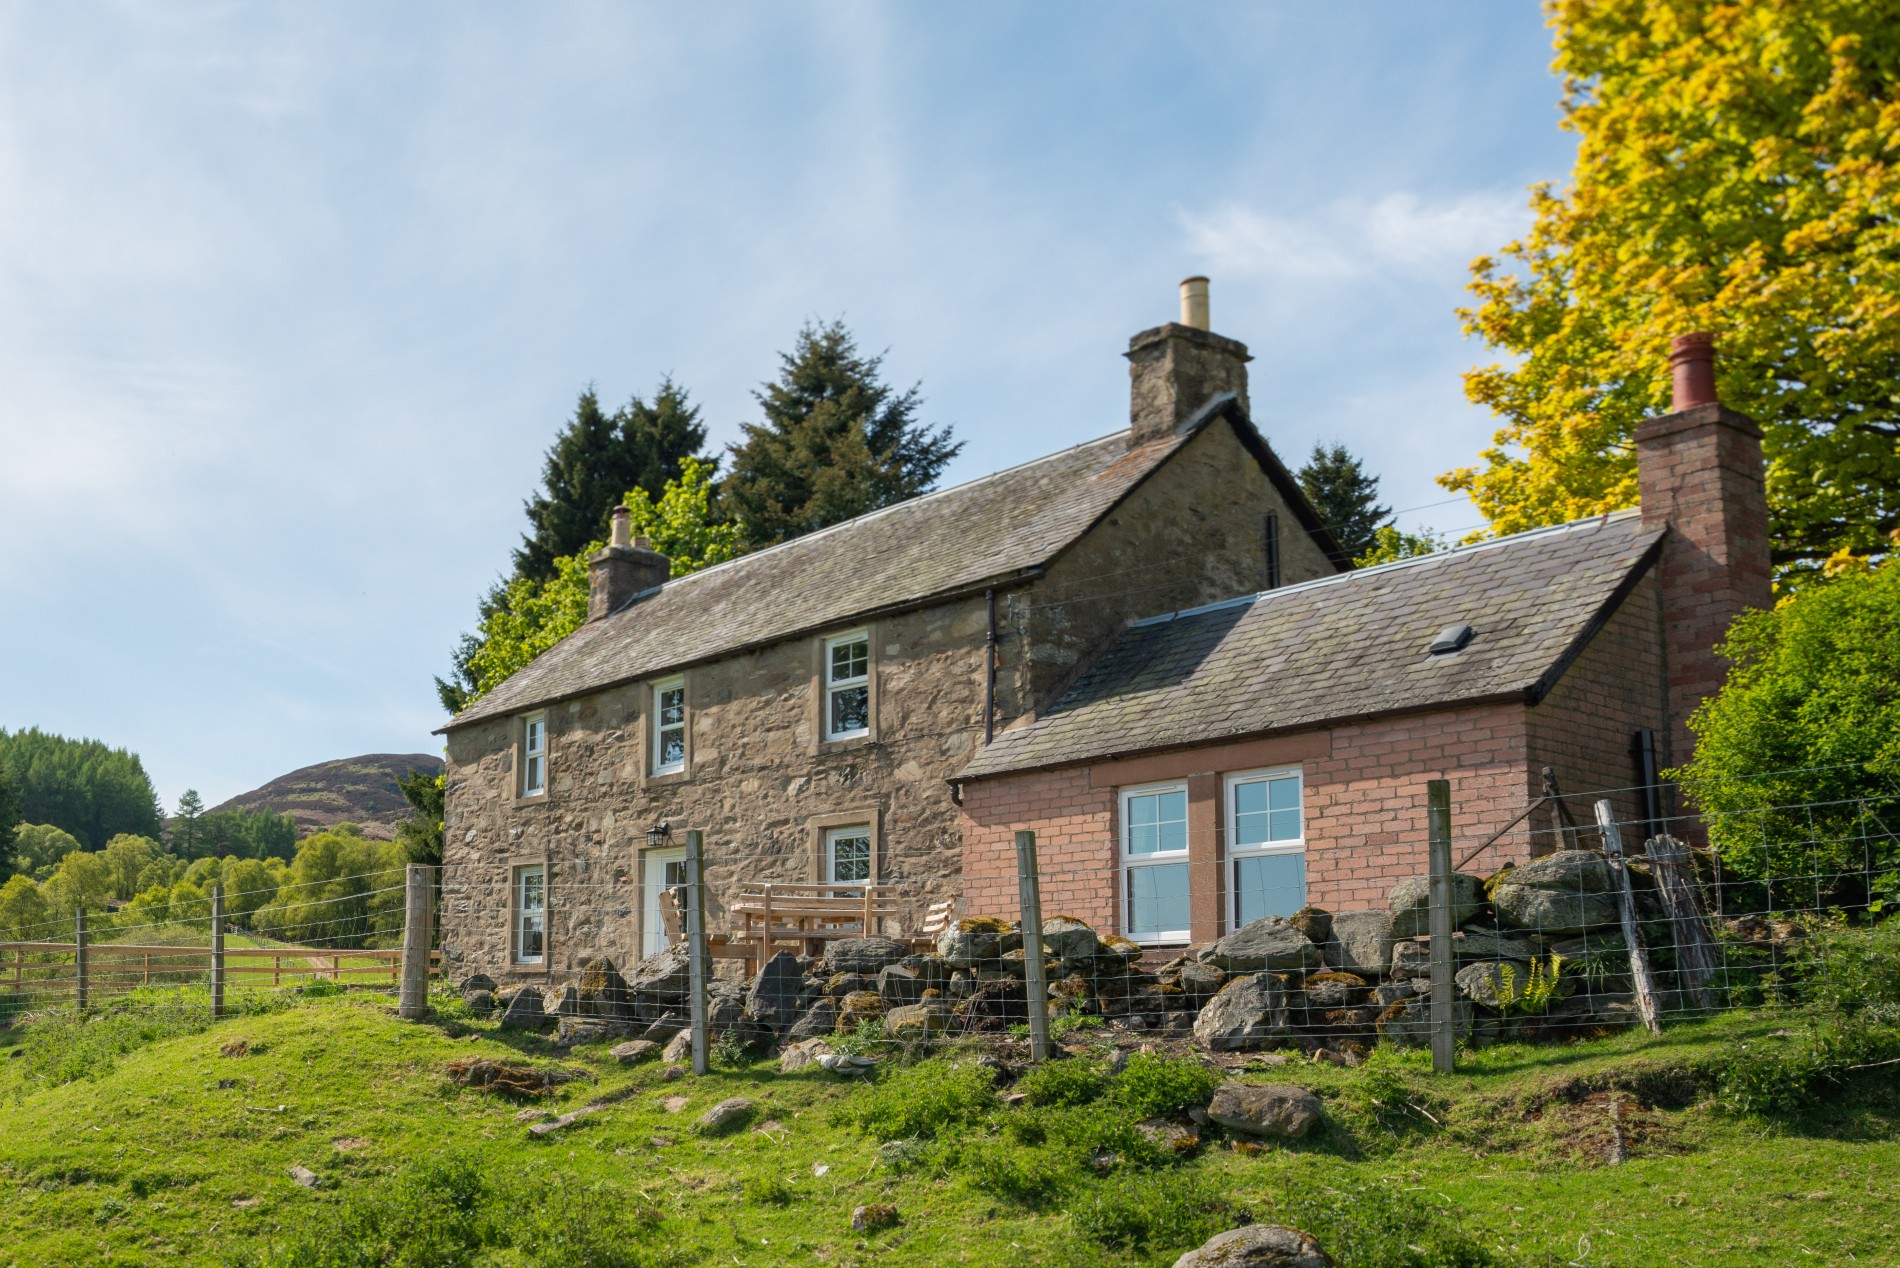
[512,380,708,583]
[721,321,961,549]
[1297,443,1390,563]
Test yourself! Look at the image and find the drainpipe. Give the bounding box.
[984,588,998,745]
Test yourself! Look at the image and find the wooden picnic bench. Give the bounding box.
[659,885,956,975]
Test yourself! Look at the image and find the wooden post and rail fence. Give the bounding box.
[0,872,443,1015]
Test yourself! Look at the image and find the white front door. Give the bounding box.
[642,847,688,956]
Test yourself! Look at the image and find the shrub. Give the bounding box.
[1108,1052,1219,1119]
[1808,922,1900,1017]
[851,1057,997,1141]
[1716,1020,1900,1116]
[1035,1103,1171,1172]
[741,1176,795,1207]
[956,1138,1067,1208]
[1068,1170,1233,1253]
[1015,1056,1108,1108]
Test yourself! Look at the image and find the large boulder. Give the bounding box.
[1300,971,1368,1009]
[1172,1224,1330,1268]
[1387,874,1484,939]
[1374,997,1474,1047]
[1455,929,1536,962]
[1177,961,1228,999]
[957,976,1027,1031]
[1491,852,1620,935]
[1324,911,1396,976]
[1192,973,1291,1051]
[459,972,498,995]
[498,986,551,1031]
[834,990,887,1034]
[1208,918,1325,973]
[1454,960,1534,1009]
[745,951,803,1027]
[785,998,838,1042]
[884,1002,950,1040]
[627,945,692,1000]
[575,957,631,1019]
[877,964,922,1006]
[1205,1082,1323,1139]
[779,1037,832,1073]
[1039,916,1100,961]
[935,917,1012,967]
[1288,907,1333,946]
[822,938,910,976]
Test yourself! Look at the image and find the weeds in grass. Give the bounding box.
[15,988,293,1089]
[710,1030,750,1068]
[1066,1170,1232,1253]
[1015,1056,1107,1108]
[1260,1183,1503,1267]
[741,1175,796,1206]
[230,1154,670,1268]
[956,1138,1067,1207]
[1715,1018,1900,1116]
[1107,1052,1219,1119]
[833,1018,887,1058]
[851,1056,997,1140]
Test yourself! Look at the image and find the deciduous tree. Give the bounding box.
[1446,0,1900,582]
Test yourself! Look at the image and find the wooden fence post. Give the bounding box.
[1594,800,1663,1034]
[398,864,436,1019]
[210,883,226,1019]
[684,829,710,1077]
[1427,780,1456,1074]
[75,906,89,1013]
[1015,830,1051,1062]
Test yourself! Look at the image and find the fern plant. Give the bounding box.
[1494,954,1565,1016]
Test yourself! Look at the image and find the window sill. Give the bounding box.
[647,768,690,788]
[817,733,876,755]
[512,792,550,809]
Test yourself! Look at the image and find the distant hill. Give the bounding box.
[209,753,443,840]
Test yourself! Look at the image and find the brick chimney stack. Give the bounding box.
[1636,332,1773,769]
[1125,276,1251,448]
[587,507,670,621]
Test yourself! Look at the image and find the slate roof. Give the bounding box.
[445,416,1225,731]
[958,511,1666,779]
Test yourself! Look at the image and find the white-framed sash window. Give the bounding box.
[652,677,686,774]
[1226,767,1305,928]
[1121,783,1190,943]
[825,824,872,889]
[520,712,547,797]
[514,864,546,964]
[824,632,870,740]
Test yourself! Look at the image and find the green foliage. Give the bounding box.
[512,381,709,586]
[99,834,163,901]
[1446,0,1900,579]
[193,808,298,862]
[1262,1183,1504,1268]
[721,320,961,550]
[0,873,52,940]
[1491,955,1566,1017]
[41,849,114,918]
[232,1153,668,1268]
[832,1017,888,1057]
[16,988,293,1089]
[12,823,83,879]
[0,728,163,850]
[956,1138,1066,1208]
[169,789,204,858]
[1715,1019,1900,1117]
[1014,1055,1108,1108]
[1808,922,1900,1018]
[1298,442,1391,561]
[0,763,19,876]
[451,458,739,708]
[1107,1052,1220,1120]
[1355,524,1444,568]
[249,828,403,948]
[1677,561,1900,903]
[851,1056,997,1141]
[1066,1170,1233,1253]
[393,768,445,867]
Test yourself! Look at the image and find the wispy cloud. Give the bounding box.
[1179,191,1528,282]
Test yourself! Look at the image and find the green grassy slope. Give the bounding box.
[0,996,1894,1267]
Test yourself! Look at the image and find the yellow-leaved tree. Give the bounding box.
[1447,0,1900,580]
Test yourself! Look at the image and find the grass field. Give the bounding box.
[0,989,1894,1267]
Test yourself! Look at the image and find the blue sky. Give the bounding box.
[0,4,1574,809]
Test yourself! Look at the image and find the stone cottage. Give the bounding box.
[955,332,1772,949]
[436,280,1344,983]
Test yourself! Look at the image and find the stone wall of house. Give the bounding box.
[440,596,992,984]
[1011,420,1338,714]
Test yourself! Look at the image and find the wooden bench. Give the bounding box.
[660,886,959,973]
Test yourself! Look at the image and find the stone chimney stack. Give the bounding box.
[1635,332,1773,768]
[587,506,670,621]
[1125,276,1251,448]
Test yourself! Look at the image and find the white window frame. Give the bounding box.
[823,824,873,889]
[1119,781,1191,944]
[824,631,871,741]
[513,864,546,965]
[651,677,686,775]
[1225,766,1306,930]
[520,712,547,797]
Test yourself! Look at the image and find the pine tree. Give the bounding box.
[171,789,204,860]
[721,321,961,549]
[1297,443,1390,562]
[394,768,445,867]
[511,380,708,583]
[0,763,20,876]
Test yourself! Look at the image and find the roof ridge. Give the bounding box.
[616,428,1136,601]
